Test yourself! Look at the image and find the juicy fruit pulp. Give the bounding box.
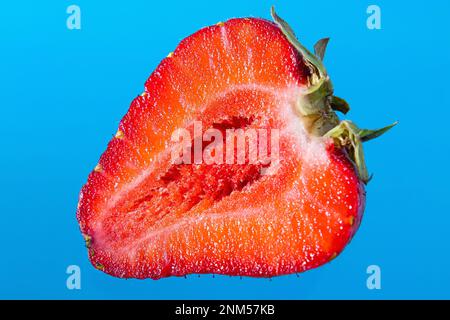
[77,8,393,279]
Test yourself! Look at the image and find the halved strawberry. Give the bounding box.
[77,7,395,279]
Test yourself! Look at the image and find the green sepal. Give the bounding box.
[330,96,350,114]
[325,120,397,184]
[271,6,326,84]
[314,38,330,61]
[359,121,398,142]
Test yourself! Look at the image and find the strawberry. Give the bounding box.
[77,7,395,279]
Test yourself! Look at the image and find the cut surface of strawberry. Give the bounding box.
[77,8,395,279]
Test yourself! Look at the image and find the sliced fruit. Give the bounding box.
[77,7,394,279]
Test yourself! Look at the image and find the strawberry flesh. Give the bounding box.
[77,17,365,279]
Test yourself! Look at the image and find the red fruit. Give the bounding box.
[77,7,395,279]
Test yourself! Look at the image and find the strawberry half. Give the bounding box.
[77,7,395,279]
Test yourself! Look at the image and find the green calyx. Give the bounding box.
[271,7,397,184]
[324,121,397,184]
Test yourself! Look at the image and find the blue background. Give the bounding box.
[1,0,449,299]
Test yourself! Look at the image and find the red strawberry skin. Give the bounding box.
[77,16,366,279]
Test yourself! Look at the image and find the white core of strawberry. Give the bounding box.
[278,86,331,167]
